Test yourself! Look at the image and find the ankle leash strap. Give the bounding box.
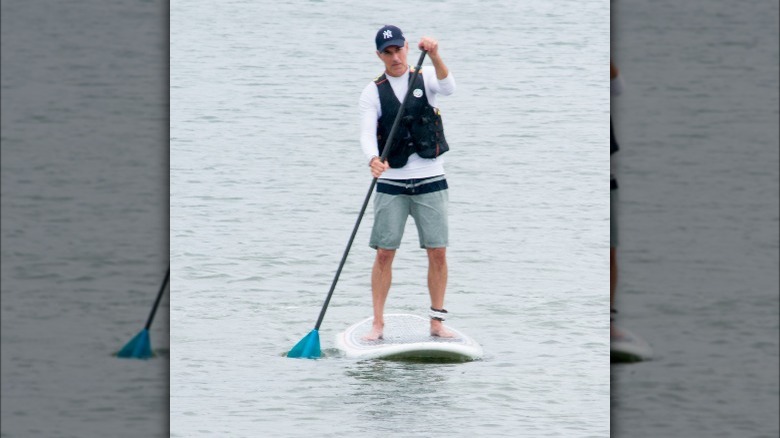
[429,307,448,321]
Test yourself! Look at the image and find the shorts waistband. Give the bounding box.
[377,175,448,195]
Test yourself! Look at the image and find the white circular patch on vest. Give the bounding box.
[413,88,423,98]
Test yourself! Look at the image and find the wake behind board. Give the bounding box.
[335,314,483,361]
[611,327,653,363]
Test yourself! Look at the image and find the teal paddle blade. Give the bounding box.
[117,329,153,359]
[287,330,321,359]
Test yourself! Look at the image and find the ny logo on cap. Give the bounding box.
[383,29,393,39]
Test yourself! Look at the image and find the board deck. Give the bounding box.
[335,313,483,361]
[611,327,653,363]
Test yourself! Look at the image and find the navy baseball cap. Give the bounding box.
[375,25,406,52]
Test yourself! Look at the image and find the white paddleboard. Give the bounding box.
[335,313,483,361]
[611,327,653,363]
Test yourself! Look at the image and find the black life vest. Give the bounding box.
[375,68,449,169]
[611,117,619,190]
[610,118,619,155]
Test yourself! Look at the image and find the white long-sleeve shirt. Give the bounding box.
[359,67,455,180]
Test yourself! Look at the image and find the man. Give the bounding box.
[611,59,624,339]
[359,25,455,340]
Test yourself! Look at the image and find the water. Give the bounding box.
[612,0,779,436]
[171,0,609,437]
[1,1,169,437]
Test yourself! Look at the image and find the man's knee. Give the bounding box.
[426,247,447,267]
[375,248,396,266]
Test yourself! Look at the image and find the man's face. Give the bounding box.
[377,42,408,77]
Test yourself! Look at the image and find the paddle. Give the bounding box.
[117,267,170,359]
[288,50,428,359]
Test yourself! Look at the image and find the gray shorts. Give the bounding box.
[370,188,449,250]
[611,189,618,247]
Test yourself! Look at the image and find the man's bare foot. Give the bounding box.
[361,322,384,341]
[610,323,626,341]
[430,319,456,338]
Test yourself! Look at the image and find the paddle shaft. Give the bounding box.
[313,51,428,331]
[144,268,170,330]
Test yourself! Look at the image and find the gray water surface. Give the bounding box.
[612,0,779,436]
[1,1,169,437]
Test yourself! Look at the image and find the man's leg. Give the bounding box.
[610,246,622,339]
[365,191,408,340]
[427,247,454,337]
[610,246,617,309]
[409,187,452,337]
[610,188,622,339]
[363,248,395,341]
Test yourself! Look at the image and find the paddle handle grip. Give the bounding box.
[313,51,428,331]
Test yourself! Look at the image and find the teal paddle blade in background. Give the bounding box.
[117,329,153,359]
[117,268,168,360]
[287,330,321,358]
